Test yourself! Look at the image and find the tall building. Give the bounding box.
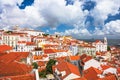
[92,37,107,52]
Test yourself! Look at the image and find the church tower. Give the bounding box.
[104,37,107,51]
[104,37,107,45]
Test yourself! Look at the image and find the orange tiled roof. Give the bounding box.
[69,56,80,61]
[117,68,120,77]
[94,40,104,44]
[26,42,35,46]
[38,61,45,66]
[0,73,35,80]
[0,45,12,52]
[95,40,101,43]
[0,62,32,77]
[80,54,87,60]
[101,65,111,70]
[84,67,103,80]
[33,54,48,60]
[97,74,117,80]
[0,51,7,56]
[55,56,66,62]
[38,67,46,72]
[33,55,43,60]
[74,77,87,80]
[43,44,58,47]
[0,52,29,63]
[53,61,80,79]
[43,54,48,57]
[44,49,56,54]
[44,49,67,54]
[82,56,92,62]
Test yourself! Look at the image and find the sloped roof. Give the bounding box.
[44,49,56,54]
[0,73,35,80]
[38,61,45,66]
[44,49,67,54]
[33,55,43,60]
[0,45,13,52]
[0,62,32,77]
[26,42,35,46]
[74,77,87,80]
[82,56,92,62]
[97,74,117,80]
[69,56,80,61]
[0,52,29,63]
[101,65,111,70]
[84,67,102,80]
[53,61,80,79]
[43,44,59,47]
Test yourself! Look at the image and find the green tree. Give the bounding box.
[6,31,13,34]
[42,33,49,37]
[39,70,46,78]
[46,59,56,74]
[107,46,111,51]
[32,62,38,69]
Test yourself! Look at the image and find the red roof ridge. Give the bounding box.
[0,45,13,52]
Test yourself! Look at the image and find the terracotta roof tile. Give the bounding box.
[80,54,87,60]
[0,52,29,63]
[0,62,32,77]
[74,77,87,80]
[84,67,102,80]
[69,56,80,61]
[117,68,120,73]
[33,55,43,60]
[44,49,67,54]
[55,56,67,62]
[44,49,56,54]
[101,65,111,70]
[97,74,117,80]
[53,61,80,79]
[26,42,35,46]
[0,51,7,56]
[38,61,45,66]
[0,45,13,52]
[82,56,92,62]
[0,73,35,80]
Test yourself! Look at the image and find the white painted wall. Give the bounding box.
[34,69,40,80]
[84,59,101,70]
[63,73,80,80]
[103,67,117,75]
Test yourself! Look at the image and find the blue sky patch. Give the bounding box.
[105,13,120,24]
[83,1,96,11]
[18,0,34,9]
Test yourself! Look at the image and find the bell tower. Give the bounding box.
[104,37,107,45]
[104,37,107,51]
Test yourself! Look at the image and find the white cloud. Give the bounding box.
[0,0,46,28]
[63,24,92,39]
[0,0,120,39]
[91,20,120,38]
[38,0,88,27]
[103,20,120,34]
[91,0,120,27]
[0,0,88,29]
[61,0,120,38]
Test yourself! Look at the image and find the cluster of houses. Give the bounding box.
[0,28,120,80]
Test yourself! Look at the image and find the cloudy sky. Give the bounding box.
[0,0,120,39]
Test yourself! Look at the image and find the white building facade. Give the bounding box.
[92,37,107,52]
